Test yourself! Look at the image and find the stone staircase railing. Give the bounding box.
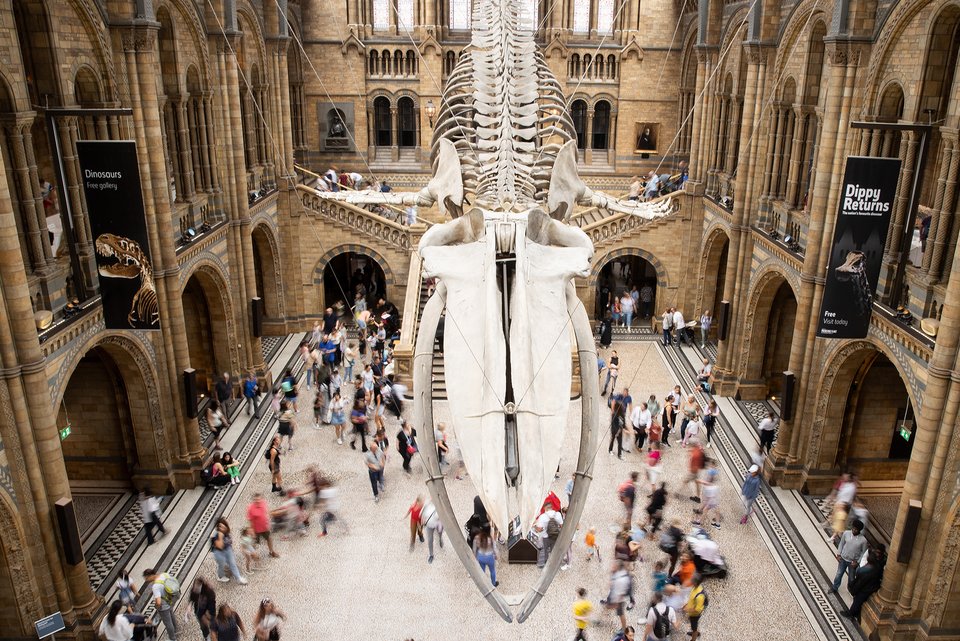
[295,184,412,251]
[569,192,682,248]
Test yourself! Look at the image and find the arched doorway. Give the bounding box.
[595,254,658,320]
[742,275,797,398]
[181,271,232,397]
[700,230,729,329]
[322,251,388,312]
[397,96,417,147]
[572,99,587,150]
[251,226,280,318]
[592,100,611,150]
[374,96,392,147]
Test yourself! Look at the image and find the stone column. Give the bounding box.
[724,96,742,173]
[785,107,807,207]
[689,46,714,185]
[59,117,96,293]
[4,118,47,272]
[21,123,54,265]
[0,120,99,623]
[771,45,858,477]
[196,96,213,192]
[124,28,203,472]
[186,99,203,194]
[927,137,959,280]
[768,106,788,199]
[585,108,595,165]
[713,45,765,393]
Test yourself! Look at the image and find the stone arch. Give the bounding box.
[588,246,669,289]
[71,63,102,105]
[738,267,799,396]
[312,243,398,289]
[63,0,115,101]
[697,225,730,318]
[807,338,920,474]
[589,93,618,113]
[180,261,238,393]
[0,490,42,634]
[237,1,269,74]
[156,0,211,85]
[54,333,171,485]
[927,493,960,623]
[876,80,906,120]
[251,222,284,318]
[0,72,20,113]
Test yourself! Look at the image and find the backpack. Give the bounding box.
[652,604,672,639]
[156,573,181,605]
[546,515,561,541]
[264,446,276,461]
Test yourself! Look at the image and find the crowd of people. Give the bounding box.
[312,166,419,225]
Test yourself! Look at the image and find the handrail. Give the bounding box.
[294,164,409,218]
[295,184,412,250]
[397,250,424,349]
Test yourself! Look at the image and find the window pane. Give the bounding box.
[597,0,614,34]
[572,0,589,34]
[397,0,415,32]
[517,0,537,30]
[373,0,389,29]
[450,0,471,29]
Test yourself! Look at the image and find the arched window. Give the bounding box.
[406,50,417,75]
[382,49,392,75]
[374,96,392,146]
[572,0,589,34]
[597,0,614,34]
[595,56,604,79]
[373,0,389,30]
[607,55,617,80]
[571,99,587,150]
[369,50,379,75]
[450,0,471,29]
[445,51,457,76]
[592,101,610,150]
[583,54,592,78]
[397,0,415,31]
[394,50,404,76]
[398,97,417,147]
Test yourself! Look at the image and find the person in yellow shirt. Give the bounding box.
[684,574,708,641]
[573,587,593,640]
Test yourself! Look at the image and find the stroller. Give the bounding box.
[271,495,309,537]
[686,527,728,579]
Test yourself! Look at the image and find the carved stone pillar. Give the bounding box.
[785,107,807,207]
[21,123,54,265]
[177,100,195,197]
[929,137,960,280]
[724,96,742,173]
[196,96,213,191]
[768,106,788,199]
[3,119,47,272]
[689,46,714,184]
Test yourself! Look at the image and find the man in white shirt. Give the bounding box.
[620,292,636,329]
[661,308,673,345]
[758,410,778,453]
[642,592,677,640]
[138,491,167,545]
[602,561,633,631]
[534,507,563,569]
[632,402,652,450]
[672,308,687,345]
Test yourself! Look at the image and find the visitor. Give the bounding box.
[330,391,346,444]
[620,291,636,329]
[613,626,635,641]
[684,443,706,502]
[473,527,498,587]
[845,546,886,624]
[628,176,642,201]
[365,440,386,503]
[210,517,247,584]
[421,500,444,563]
[299,342,314,390]
[699,310,712,348]
[435,422,450,467]
[142,568,180,641]
[602,560,632,631]
[642,481,667,533]
[253,599,286,641]
[584,526,600,562]
[696,358,712,394]
[350,399,369,452]
[682,415,702,448]
[246,494,279,558]
[317,478,342,537]
[758,410,778,454]
[210,605,246,641]
[702,401,719,448]
[684,574,708,641]
[631,402,651,451]
[601,349,619,396]
[618,472,639,524]
[832,519,868,594]
[279,368,298,413]
[115,570,139,614]
[639,283,653,319]
[740,464,762,524]
[277,401,296,453]
[313,377,329,430]
[239,527,259,573]
[243,371,260,417]
[644,171,660,200]
[693,464,720,529]
[98,600,135,641]
[599,314,613,349]
[658,519,684,574]
[207,400,228,451]
[138,490,167,545]
[572,587,593,640]
[189,578,217,640]
[397,420,418,474]
[534,503,563,568]
[608,389,627,459]
[660,396,676,447]
[678,394,700,445]
[661,308,673,346]
[672,308,687,345]
[215,372,233,416]
[265,434,283,494]
[406,495,426,552]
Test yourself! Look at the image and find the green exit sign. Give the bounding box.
[899,426,911,441]
[59,425,71,441]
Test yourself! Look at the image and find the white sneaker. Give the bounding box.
[337,438,343,445]
[238,577,249,585]
[560,564,570,571]
[217,577,230,583]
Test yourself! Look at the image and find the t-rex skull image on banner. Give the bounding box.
[76,141,159,330]
[311,0,678,622]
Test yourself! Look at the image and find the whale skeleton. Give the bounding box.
[312,0,678,621]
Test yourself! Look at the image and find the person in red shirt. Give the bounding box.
[685,444,706,503]
[246,494,279,558]
[407,495,425,551]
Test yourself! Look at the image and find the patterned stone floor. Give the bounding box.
[165,337,820,641]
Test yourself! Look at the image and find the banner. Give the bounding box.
[76,141,160,330]
[816,156,901,338]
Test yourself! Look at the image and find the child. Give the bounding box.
[222,452,241,485]
[652,560,668,594]
[584,526,600,562]
[115,570,139,613]
[572,587,593,641]
[239,526,259,573]
[330,392,346,444]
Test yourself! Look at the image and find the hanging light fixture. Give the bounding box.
[425,99,436,127]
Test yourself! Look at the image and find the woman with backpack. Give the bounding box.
[642,592,677,641]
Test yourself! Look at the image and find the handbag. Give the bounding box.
[406,445,416,455]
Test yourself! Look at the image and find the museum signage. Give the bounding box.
[816,156,901,339]
[76,141,160,330]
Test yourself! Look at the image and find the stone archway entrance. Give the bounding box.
[322,251,387,313]
[182,272,232,397]
[740,275,797,399]
[252,225,281,319]
[595,254,658,321]
[701,230,729,330]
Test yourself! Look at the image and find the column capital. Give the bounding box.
[742,42,771,65]
[825,40,863,67]
[121,24,158,53]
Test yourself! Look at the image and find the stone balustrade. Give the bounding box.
[296,184,412,250]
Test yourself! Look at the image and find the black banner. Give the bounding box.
[76,141,160,330]
[816,156,901,338]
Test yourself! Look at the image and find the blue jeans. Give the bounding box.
[602,371,617,394]
[477,551,497,584]
[833,558,856,591]
[306,366,314,388]
[368,468,384,497]
[624,310,633,328]
[663,328,672,345]
[213,547,244,580]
